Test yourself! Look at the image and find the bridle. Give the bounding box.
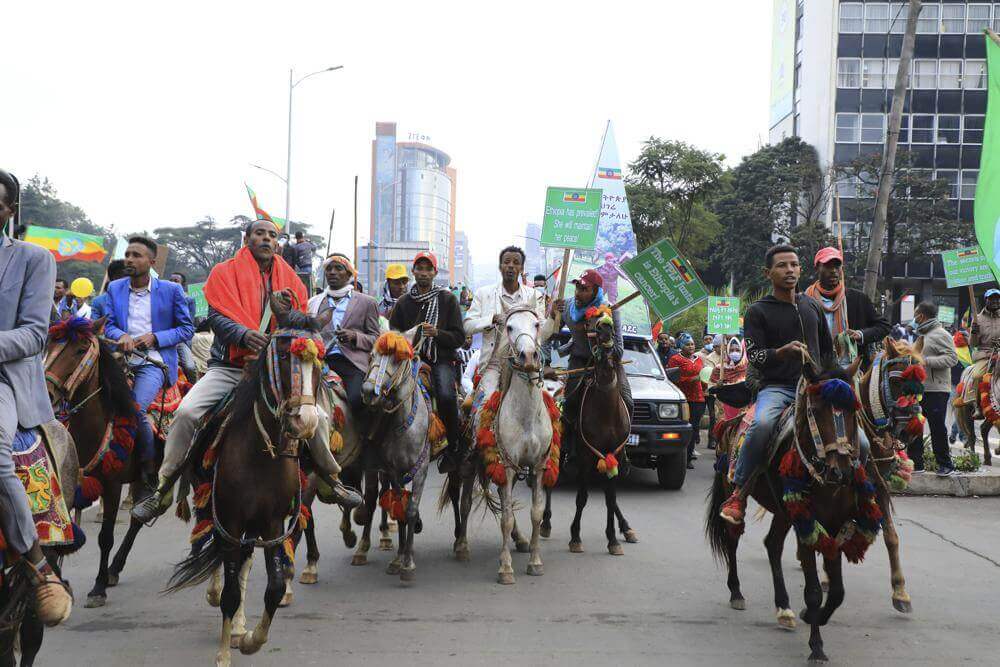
[861,351,922,446]
[798,375,860,486]
[45,334,102,420]
[366,348,418,415]
[502,304,543,386]
[254,328,324,458]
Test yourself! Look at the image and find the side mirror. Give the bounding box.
[664,367,681,382]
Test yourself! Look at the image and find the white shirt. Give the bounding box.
[127,284,162,364]
[464,282,553,369]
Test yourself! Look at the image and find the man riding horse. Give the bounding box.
[962,287,1000,410]
[0,168,72,626]
[132,220,361,523]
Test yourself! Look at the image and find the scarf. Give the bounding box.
[914,318,939,336]
[410,284,445,363]
[720,337,748,385]
[804,281,848,336]
[379,281,399,316]
[325,283,354,299]
[566,287,606,324]
[203,246,308,366]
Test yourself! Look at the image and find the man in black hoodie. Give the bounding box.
[720,244,834,525]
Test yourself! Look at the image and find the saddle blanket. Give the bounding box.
[725,404,793,483]
[12,428,75,548]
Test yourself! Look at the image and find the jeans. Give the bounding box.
[908,392,954,471]
[177,342,197,380]
[0,381,36,554]
[131,363,167,465]
[431,362,462,450]
[688,401,706,460]
[733,384,797,487]
[327,354,365,415]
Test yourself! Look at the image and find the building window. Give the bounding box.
[889,3,909,34]
[941,4,966,33]
[936,170,960,199]
[917,3,940,34]
[886,58,907,87]
[966,60,988,89]
[861,113,886,143]
[911,114,935,143]
[962,170,979,200]
[840,3,864,33]
[838,58,862,87]
[865,3,890,32]
[964,115,985,144]
[898,114,910,143]
[939,60,962,89]
[937,115,961,144]
[913,59,937,89]
[837,175,860,199]
[836,113,860,143]
[862,59,886,88]
[968,4,992,33]
[995,3,1000,31]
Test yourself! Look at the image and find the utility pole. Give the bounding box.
[863,0,922,300]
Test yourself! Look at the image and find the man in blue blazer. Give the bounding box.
[104,236,193,494]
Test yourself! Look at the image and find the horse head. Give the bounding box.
[45,316,104,408]
[362,331,415,412]
[801,358,862,484]
[863,337,926,442]
[503,305,542,374]
[265,316,325,440]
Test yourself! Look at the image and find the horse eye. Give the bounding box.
[507,325,513,333]
[75,348,86,356]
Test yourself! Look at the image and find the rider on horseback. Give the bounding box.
[131,220,362,523]
[962,288,1000,409]
[719,244,835,526]
[0,169,72,626]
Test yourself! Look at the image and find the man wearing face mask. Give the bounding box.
[963,288,1000,409]
[908,302,957,475]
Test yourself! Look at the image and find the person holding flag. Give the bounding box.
[963,289,1000,410]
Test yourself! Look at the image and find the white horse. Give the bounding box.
[464,304,554,584]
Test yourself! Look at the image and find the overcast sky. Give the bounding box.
[6,1,771,275]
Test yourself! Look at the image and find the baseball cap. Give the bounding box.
[814,246,844,267]
[385,263,409,281]
[412,251,438,271]
[571,268,603,289]
[985,288,1000,298]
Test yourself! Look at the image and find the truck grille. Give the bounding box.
[633,402,654,424]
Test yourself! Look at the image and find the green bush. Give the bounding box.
[922,437,980,472]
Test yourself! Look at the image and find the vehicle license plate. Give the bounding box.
[626,434,640,446]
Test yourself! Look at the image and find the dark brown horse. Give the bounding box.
[707,359,878,662]
[165,320,324,665]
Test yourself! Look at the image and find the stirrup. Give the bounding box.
[130,491,165,526]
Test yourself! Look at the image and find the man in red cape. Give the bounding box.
[132,220,360,523]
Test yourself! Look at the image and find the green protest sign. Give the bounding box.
[189,282,208,318]
[619,237,708,322]
[938,304,956,325]
[941,246,995,288]
[539,187,601,250]
[707,296,741,335]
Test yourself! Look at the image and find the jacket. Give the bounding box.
[561,308,624,361]
[917,322,958,393]
[744,293,834,388]
[206,306,313,369]
[971,308,1000,361]
[389,289,465,364]
[844,288,891,347]
[104,277,195,386]
[464,283,555,368]
[307,290,381,372]
[668,353,704,403]
[0,238,56,428]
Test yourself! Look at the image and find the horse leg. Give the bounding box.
[206,565,222,607]
[399,471,426,583]
[526,468,545,576]
[229,550,252,645]
[569,466,589,553]
[455,468,474,562]
[982,421,993,466]
[86,483,122,608]
[497,476,516,585]
[17,611,43,667]
[512,511,530,555]
[107,516,145,586]
[878,488,912,613]
[798,543,827,663]
[448,471,462,543]
[378,475,394,550]
[604,475,623,556]
[725,532,745,610]
[296,513,320,585]
[386,505,403,576]
[352,473,379,566]
[216,548,243,667]
[540,486,552,539]
[764,515,795,629]
[615,504,638,543]
[239,542,283,655]
[818,555,845,627]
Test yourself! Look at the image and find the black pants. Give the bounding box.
[688,401,706,461]
[907,391,954,471]
[327,354,365,415]
[431,361,462,450]
[705,395,717,443]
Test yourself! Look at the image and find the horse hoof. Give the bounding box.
[892,597,913,614]
[808,651,829,663]
[777,608,796,630]
[515,541,530,554]
[399,567,416,583]
[526,563,544,576]
[497,571,515,585]
[386,561,401,575]
[623,529,638,543]
[229,631,245,649]
[540,524,551,539]
[455,547,471,562]
[279,590,293,607]
[207,589,221,607]
[343,532,358,549]
[351,554,368,566]
[238,633,263,656]
[569,542,583,553]
[215,653,231,667]
[379,538,394,551]
[608,543,624,556]
[730,598,746,611]
[106,572,119,587]
[84,594,106,608]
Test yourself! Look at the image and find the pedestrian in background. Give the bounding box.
[949,330,970,445]
[668,332,704,469]
[908,302,958,476]
[697,334,720,449]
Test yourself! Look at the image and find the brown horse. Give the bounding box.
[43,316,163,609]
[165,321,324,666]
[954,348,997,467]
[707,359,877,662]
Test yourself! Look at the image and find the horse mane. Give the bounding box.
[97,340,138,419]
[229,354,266,429]
[375,332,414,361]
[887,338,924,365]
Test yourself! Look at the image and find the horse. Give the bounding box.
[165,317,325,666]
[359,331,436,582]
[43,316,160,609]
[453,304,558,583]
[707,358,885,662]
[954,344,997,467]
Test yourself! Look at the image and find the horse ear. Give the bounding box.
[846,354,863,379]
[883,337,897,358]
[93,316,107,335]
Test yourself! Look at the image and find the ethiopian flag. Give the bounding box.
[975,31,1000,282]
[23,225,107,263]
[245,184,286,230]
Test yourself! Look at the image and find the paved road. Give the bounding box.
[36,445,1000,666]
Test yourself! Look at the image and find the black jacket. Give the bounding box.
[744,293,834,388]
[844,288,891,347]
[207,306,312,369]
[389,289,465,364]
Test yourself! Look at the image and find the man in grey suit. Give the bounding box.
[0,169,72,626]
[307,252,381,415]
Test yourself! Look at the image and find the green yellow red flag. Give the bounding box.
[23,225,107,263]
[245,183,286,230]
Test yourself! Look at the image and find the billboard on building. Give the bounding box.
[769,0,796,129]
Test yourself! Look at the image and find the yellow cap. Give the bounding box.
[385,264,409,281]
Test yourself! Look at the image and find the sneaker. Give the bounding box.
[719,491,746,525]
[707,441,717,450]
[686,460,695,470]
[936,467,957,477]
[691,449,701,459]
[911,466,925,474]
[31,567,73,627]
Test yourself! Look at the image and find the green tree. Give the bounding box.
[153,216,248,282]
[625,138,726,267]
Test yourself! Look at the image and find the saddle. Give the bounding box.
[722,404,795,484]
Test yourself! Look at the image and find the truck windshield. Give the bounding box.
[547,336,663,379]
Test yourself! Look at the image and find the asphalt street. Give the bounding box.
[34,441,1000,666]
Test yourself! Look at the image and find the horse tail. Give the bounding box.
[474,466,502,516]
[162,537,224,595]
[705,466,733,569]
[436,471,457,515]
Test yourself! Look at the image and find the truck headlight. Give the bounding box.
[658,403,680,420]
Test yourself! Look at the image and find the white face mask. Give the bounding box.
[729,351,742,363]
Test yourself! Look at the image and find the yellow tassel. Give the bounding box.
[483,449,498,464]
[329,430,344,453]
[597,458,608,474]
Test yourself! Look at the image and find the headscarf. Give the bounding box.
[676,332,694,348]
[566,287,606,324]
[804,279,848,336]
[322,253,357,276]
[719,336,748,385]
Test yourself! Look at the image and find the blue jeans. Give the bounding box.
[131,363,166,465]
[734,385,797,487]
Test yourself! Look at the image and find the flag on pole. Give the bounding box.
[975,31,1000,281]
[23,225,107,262]
[245,183,287,230]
